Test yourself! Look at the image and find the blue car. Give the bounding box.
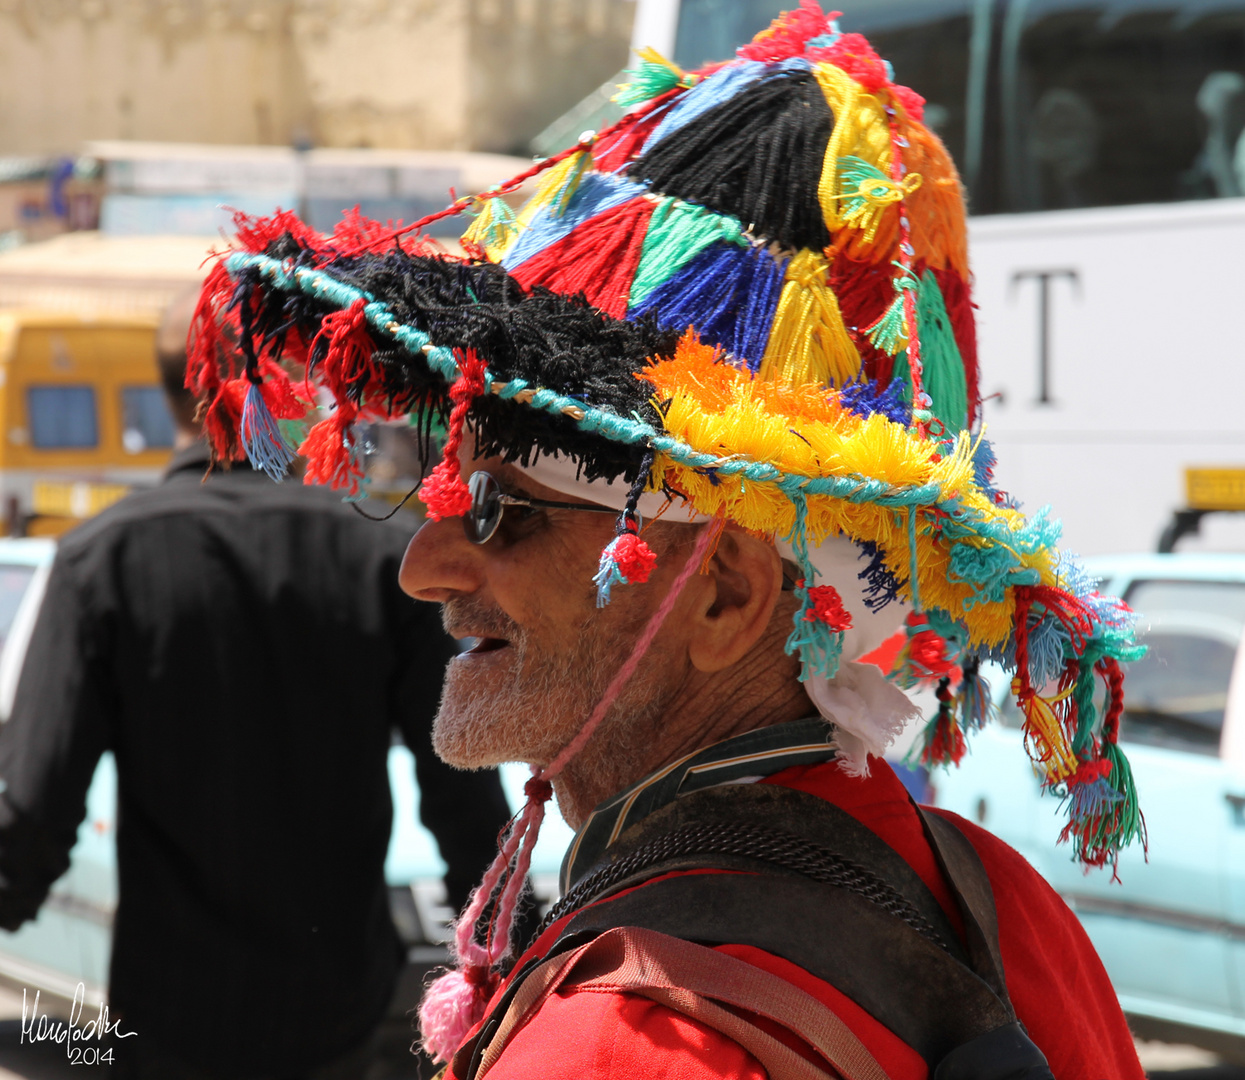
[0,537,575,1012]
[932,553,1245,1058]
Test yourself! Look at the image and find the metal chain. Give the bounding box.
[538,821,949,951]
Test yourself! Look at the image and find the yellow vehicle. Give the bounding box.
[0,310,173,536]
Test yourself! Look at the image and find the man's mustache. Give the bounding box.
[441,596,522,643]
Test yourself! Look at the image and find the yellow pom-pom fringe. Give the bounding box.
[645,331,1061,649]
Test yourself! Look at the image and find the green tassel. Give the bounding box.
[615,48,691,107]
[915,272,968,434]
[865,267,917,356]
[628,198,747,308]
[1102,739,1145,850]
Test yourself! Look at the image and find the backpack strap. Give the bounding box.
[464,925,892,1080]
[454,783,1054,1080]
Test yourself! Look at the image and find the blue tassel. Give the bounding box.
[241,382,296,482]
[1065,776,1124,824]
[855,539,902,612]
[839,378,912,426]
[629,242,786,370]
[956,658,996,732]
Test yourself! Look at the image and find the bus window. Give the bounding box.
[1000,1,1245,213]
[27,386,99,449]
[669,1,977,193]
[120,386,175,453]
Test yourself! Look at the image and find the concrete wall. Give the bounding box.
[0,0,633,155]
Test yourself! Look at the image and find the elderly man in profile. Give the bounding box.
[182,6,1149,1077]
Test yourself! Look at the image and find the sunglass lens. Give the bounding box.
[465,472,503,544]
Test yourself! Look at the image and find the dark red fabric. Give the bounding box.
[509,197,654,318]
[453,759,1144,1080]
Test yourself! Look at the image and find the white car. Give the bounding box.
[932,553,1245,1059]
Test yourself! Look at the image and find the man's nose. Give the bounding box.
[399,516,483,601]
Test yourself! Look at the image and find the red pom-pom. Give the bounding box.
[419,457,473,521]
[738,1,837,62]
[803,584,854,631]
[611,532,658,584]
[811,33,889,91]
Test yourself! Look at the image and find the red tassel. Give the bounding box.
[509,197,655,318]
[420,350,487,521]
[890,83,926,124]
[299,410,362,495]
[231,207,323,256]
[923,678,967,767]
[185,262,234,396]
[310,299,375,399]
[829,251,897,384]
[201,378,250,463]
[904,612,956,680]
[804,584,853,631]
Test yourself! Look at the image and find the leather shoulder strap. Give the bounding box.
[464,926,893,1080]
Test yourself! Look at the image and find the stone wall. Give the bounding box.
[0,0,633,154]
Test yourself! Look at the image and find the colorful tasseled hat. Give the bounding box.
[187,2,1144,874]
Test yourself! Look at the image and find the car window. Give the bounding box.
[0,564,36,656]
[27,385,98,449]
[1119,579,1245,756]
[120,386,175,453]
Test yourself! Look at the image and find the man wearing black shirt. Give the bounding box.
[0,291,512,1078]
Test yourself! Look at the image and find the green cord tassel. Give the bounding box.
[865,266,918,356]
[614,48,693,107]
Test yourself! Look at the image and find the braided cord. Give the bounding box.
[538,820,950,952]
[223,251,947,511]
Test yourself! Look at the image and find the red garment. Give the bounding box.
[451,760,1144,1080]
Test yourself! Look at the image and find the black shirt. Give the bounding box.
[0,444,510,1074]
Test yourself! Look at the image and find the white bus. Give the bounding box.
[622,0,1245,557]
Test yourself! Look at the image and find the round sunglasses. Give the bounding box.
[464,470,620,545]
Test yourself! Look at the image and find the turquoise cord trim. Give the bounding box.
[224,251,950,512]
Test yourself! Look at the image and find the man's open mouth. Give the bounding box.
[465,636,509,654]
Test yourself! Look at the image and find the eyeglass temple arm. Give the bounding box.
[498,494,620,515]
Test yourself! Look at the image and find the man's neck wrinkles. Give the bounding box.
[555,622,808,827]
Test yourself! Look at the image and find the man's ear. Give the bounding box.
[686,527,784,674]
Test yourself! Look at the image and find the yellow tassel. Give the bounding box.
[521,149,592,223]
[811,64,893,233]
[460,194,520,262]
[757,250,861,388]
[1012,677,1079,781]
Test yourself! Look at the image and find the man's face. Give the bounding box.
[399,454,690,773]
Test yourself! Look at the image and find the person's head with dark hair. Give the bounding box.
[155,286,203,444]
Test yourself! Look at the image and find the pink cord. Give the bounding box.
[541,522,717,778]
[419,521,717,1061]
